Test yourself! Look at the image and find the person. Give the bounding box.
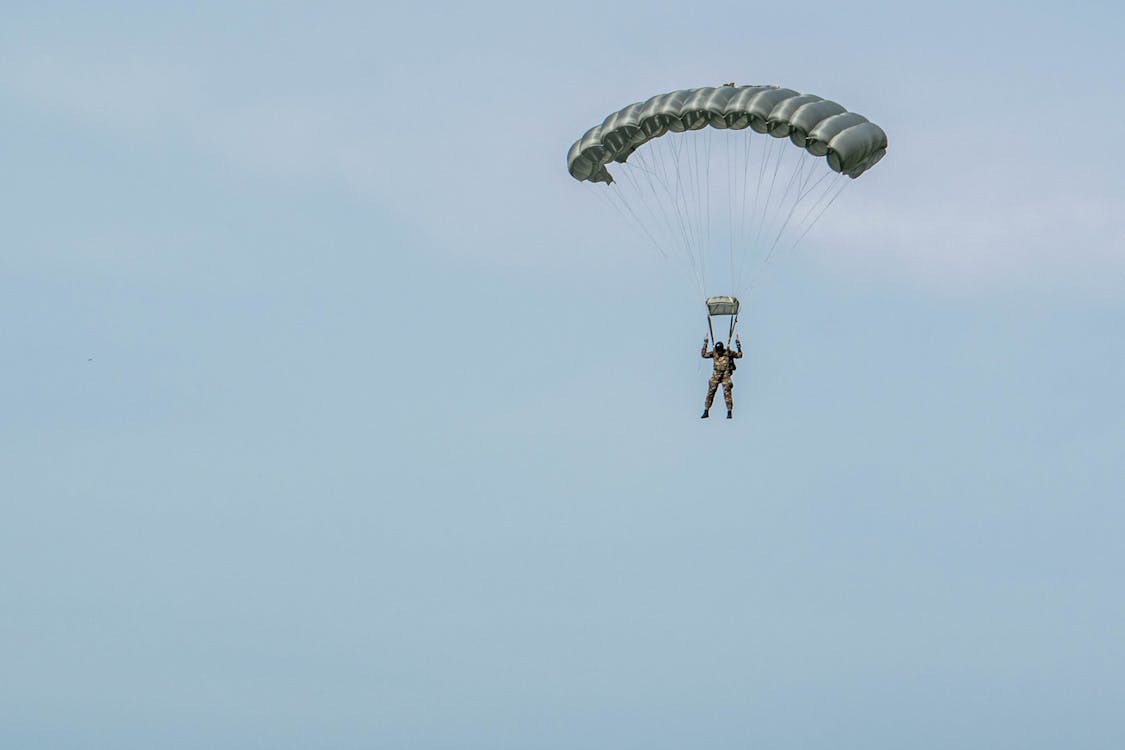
[701,336,742,419]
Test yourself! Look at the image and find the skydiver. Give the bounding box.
[700,336,742,419]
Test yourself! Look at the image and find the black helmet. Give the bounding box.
[714,341,726,352]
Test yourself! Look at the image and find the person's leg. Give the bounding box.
[723,377,734,417]
[705,377,720,409]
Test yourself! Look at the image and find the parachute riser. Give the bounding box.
[706,314,739,345]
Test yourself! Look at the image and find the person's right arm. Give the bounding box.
[701,338,712,358]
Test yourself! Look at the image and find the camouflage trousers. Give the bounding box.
[705,373,734,411]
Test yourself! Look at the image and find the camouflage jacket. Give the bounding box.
[702,343,743,374]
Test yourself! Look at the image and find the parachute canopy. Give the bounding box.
[568,85,886,185]
[567,83,888,300]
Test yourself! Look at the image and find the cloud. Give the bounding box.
[1,51,386,189]
[818,127,1125,296]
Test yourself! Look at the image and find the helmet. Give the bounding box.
[714,341,726,352]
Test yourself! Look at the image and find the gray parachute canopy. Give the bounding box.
[567,84,887,185]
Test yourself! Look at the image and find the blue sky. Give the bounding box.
[3,2,1124,748]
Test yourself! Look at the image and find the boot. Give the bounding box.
[700,409,709,419]
[726,410,733,419]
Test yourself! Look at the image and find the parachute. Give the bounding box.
[567,83,887,340]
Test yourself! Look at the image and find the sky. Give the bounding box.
[2,1,1124,748]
